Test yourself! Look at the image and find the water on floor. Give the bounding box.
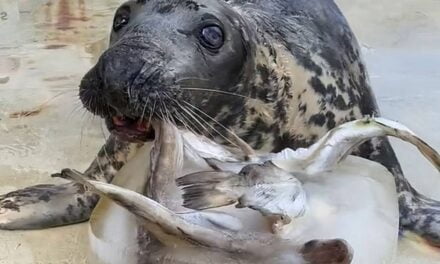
[0,0,439,263]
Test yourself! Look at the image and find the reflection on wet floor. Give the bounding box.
[0,0,439,263]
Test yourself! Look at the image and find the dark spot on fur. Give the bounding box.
[275,100,287,124]
[267,44,278,63]
[242,118,274,149]
[86,194,100,209]
[2,200,20,212]
[157,4,174,14]
[334,95,351,110]
[185,1,203,11]
[309,113,326,127]
[4,191,30,198]
[357,86,379,116]
[256,64,270,84]
[319,48,343,71]
[39,193,51,202]
[309,76,326,96]
[77,197,85,207]
[335,77,346,92]
[298,103,307,114]
[325,111,336,129]
[114,161,125,170]
[292,51,323,76]
[66,204,74,216]
[353,138,403,188]
[326,84,337,101]
[272,133,316,152]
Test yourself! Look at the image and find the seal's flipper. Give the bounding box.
[300,239,353,264]
[0,136,141,230]
[178,163,307,232]
[0,182,97,230]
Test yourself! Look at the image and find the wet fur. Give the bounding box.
[1,0,440,247]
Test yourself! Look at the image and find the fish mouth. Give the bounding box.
[109,115,156,142]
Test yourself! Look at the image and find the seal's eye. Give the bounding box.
[113,15,129,32]
[199,25,224,50]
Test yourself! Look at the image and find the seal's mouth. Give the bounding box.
[110,115,155,142]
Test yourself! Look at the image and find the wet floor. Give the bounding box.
[0,0,439,263]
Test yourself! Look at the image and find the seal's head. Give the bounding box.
[80,0,254,142]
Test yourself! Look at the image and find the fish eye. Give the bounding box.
[199,25,224,50]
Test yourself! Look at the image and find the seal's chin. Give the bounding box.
[110,115,155,142]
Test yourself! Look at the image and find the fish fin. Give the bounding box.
[181,188,237,210]
[177,171,241,210]
[373,118,440,172]
[303,117,440,174]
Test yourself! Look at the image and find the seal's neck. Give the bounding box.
[228,39,304,152]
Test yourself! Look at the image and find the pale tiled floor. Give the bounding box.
[0,0,439,263]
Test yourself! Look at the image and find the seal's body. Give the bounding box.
[1,0,440,247]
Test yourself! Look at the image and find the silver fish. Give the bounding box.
[63,117,440,264]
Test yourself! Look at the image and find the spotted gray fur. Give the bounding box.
[0,135,141,229]
[1,0,440,247]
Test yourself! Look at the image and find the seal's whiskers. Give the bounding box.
[182,100,245,149]
[175,102,216,140]
[178,87,251,100]
[181,100,239,148]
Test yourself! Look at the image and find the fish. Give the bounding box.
[60,117,440,264]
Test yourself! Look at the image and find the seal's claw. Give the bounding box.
[51,168,81,180]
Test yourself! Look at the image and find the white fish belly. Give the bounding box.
[284,156,399,264]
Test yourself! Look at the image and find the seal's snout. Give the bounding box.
[79,0,252,142]
[79,44,174,142]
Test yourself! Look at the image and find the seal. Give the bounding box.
[1,0,440,246]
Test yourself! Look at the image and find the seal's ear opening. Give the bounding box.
[300,239,353,264]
